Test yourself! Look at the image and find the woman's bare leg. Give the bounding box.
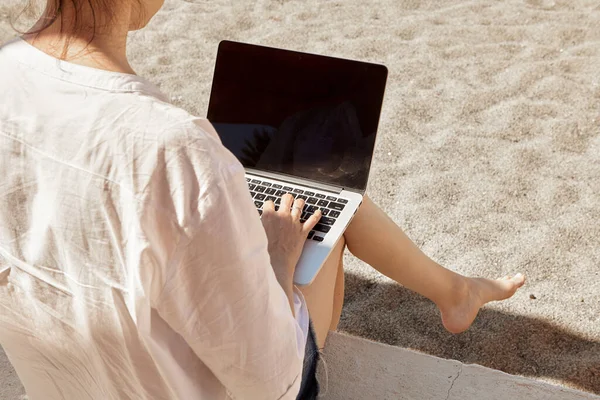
[344,196,525,333]
[298,238,345,349]
[299,193,523,343]
[329,255,345,333]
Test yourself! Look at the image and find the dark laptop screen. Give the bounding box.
[207,41,387,192]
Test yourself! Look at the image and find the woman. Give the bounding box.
[0,1,525,399]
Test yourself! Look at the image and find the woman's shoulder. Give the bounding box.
[130,95,218,148]
[92,92,242,205]
[133,99,246,227]
[144,100,237,169]
[130,96,243,186]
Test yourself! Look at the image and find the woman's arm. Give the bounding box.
[142,131,307,399]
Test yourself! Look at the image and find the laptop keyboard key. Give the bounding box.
[307,231,315,240]
[296,195,308,201]
[251,179,261,184]
[313,224,331,233]
[321,209,330,216]
[265,196,276,202]
[315,193,326,199]
[265,188,277,195]
[306,205,319,213]
[320,217,335,226]
[328,202,345,211]
[248,184,256,191]
[338,198,348,204]
[304,191,315,196]
[254,193,266,201]
[254,200,263,208]
[306,197,318,204]
[293,189,304,194]
[255,186,266,193]
[328,210,340,218]
[326,196,338,201]
[262,182,272,187]
[317,199,329,208]
[283,186,293,191]
[312,235,324,242]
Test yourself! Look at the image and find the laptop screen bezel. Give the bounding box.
[206,40,388,194]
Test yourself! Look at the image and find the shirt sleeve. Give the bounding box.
[141,120,307,400]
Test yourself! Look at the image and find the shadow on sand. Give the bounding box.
[339,272,600,395]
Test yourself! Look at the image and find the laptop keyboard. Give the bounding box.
[247,177,348,242]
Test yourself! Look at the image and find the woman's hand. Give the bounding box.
[261,194,322,283]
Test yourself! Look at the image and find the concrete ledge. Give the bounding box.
[318,332,600,400]
[4,335,599,400]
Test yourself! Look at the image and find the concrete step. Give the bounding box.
[3,335,599,400]
[318,332,600,400]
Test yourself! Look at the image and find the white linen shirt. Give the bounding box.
[0,38,309,400]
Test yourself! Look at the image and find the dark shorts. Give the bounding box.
[296,320,320,400]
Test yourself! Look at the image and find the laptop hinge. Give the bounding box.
[246,168,344,194]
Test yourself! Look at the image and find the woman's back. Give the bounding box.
[0,37,206,399]
[0,38,306,400]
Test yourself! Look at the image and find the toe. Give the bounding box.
[489,274,525,301]
[512,273,525,287]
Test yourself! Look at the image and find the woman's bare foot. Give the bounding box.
[438,274,526,334]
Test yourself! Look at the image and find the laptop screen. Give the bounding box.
[207,41,387,192]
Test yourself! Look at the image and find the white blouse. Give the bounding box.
[0,38,309,400]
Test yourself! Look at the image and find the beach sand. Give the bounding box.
[1,0,599,397]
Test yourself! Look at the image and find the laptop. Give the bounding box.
[207,40,388,286]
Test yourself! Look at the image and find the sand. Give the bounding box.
[1,0,599,397]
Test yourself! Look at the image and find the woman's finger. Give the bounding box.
[279,193,295,213]
[303,209,322,233]
[262,200,275,213]
[290,198,305,220]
